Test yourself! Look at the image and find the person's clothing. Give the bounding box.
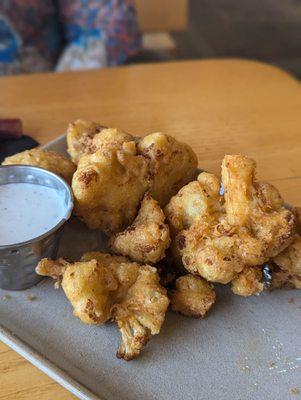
[0,0,141,75]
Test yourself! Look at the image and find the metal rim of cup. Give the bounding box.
[0,164,74,250]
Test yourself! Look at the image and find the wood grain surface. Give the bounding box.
[0,59,300,399]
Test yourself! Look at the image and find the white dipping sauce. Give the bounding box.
[0,183,65,246]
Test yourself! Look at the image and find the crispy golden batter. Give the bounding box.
[109,193,171,264]
[222,155,256,227]
[72,143,150,233]
[254,182,284,212]
[165,172,222,237]
[69,124,199,233]
[271,235,301,289]
[81,251,129,265]
[66,120,105,163]
[82,253,169,360]
[37,253,169,360]
[81,252,141,302]
[231,266,264,296]
[178,216,266,283]
[112,265,169,360]
[2,148,76,183]
[170,274,216,318]
[35,257,68,280]
[137,132,198,206]
[67,119,136,164]
[222,156,294,258]
[91,128,135,156]
[164,172,222,270]
[36,258,117,324]
[171,155,295,284]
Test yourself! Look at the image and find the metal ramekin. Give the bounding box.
[0,165,74,290]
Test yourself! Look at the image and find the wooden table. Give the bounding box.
[0,59,300,399]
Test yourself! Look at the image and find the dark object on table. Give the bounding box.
[0,119,23,140]
[0,136,39,163]
[0,118,39,162]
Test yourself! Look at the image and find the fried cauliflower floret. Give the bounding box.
[72,143,150,233]
[2,148,76,183]
[82,252,169,361]
[254,181,284,212]
[35,257,68,280]
[82,253,169,360]
[271,235,301,289]
[231,266,264,296]
[222,155,295,258]
[178,216,266,283]
[137,132,198,206]
[67,119,136,164]
[67,120,105,163]
[109,193,171,264]
[165,172,222,236]
[175,155,295,284]
[37,252,169,360]
[81,252,140,302]
[221,155,256,227]
[170,274,216,318]
[36,258,117,324]
[90,128,135,156]
[69,125,199,233]
[164,172,222,271]
[112,266,169,360]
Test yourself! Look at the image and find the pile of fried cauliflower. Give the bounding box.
[3,120,301,361]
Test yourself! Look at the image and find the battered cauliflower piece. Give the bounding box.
[112,265,169,360]
[174,155,295,284]
[35,257,68,280]
[37,253,169,360]
[165,172,222,236]
[222,156,294,258]
[82,252,170,360]
[72,142,150,233]
[137,132,198,206]
[91,128,135,156]
[178,216,266,283]
[271,235,301,289]
[109,193,171,264]
[83,253,169,360]
[81,252,141,302]
[231,266,264,296]
[2,148,76,183]
[66,119,105,163]
[67,119,135,164]
[70,124,199,233]
[164,172,223,270]
[170,274,216,318]
[36,258,117,324]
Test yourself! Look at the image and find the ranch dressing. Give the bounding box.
[0,183,65,246]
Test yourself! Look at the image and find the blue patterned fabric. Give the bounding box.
[0,0,140,75]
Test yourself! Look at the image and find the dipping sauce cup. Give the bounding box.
[0,165,73,290]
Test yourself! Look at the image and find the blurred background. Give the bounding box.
[0,0,301,77]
